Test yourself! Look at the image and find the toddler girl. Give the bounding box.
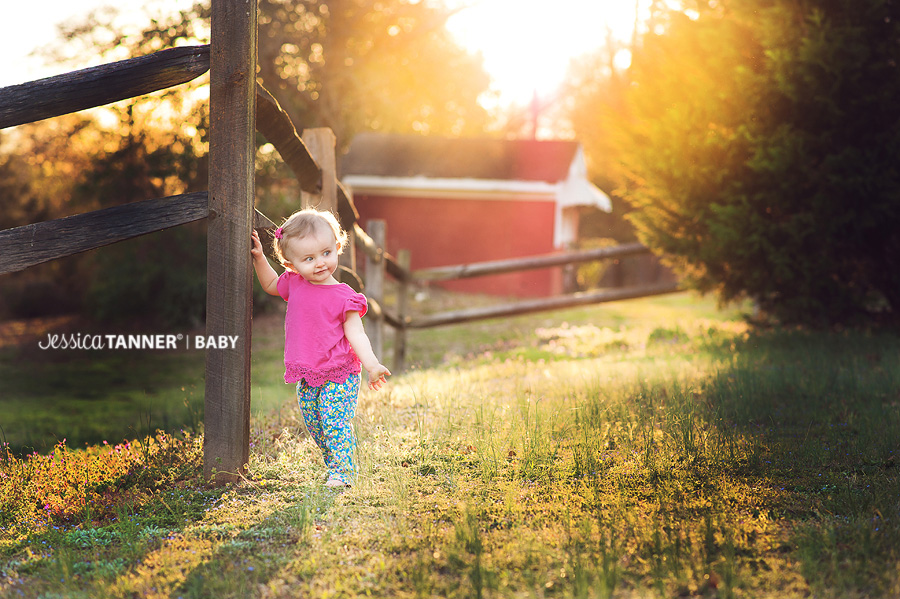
[251,208,390,488]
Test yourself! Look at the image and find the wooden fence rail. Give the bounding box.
[353,218,680,373]
[406,282,680,329]
[256,83,321,193]
[411,242,650,282]
[0,46,211,129]
[0,193,276,276]
[352,222,407,281]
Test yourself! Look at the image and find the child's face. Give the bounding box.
[282,230,341,285]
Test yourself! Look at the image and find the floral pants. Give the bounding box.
[296,375,359,485]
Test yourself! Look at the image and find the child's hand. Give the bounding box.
[367,364,391,391]
[251,230,265,260]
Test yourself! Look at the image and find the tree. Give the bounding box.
[599,0,900,326]
[561,35,637,244]
[0,115,125,320]
[0,104,210,325]
[71,106,209,327]
[52,1,490,145]
[256,0,490,145]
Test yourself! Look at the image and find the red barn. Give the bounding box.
[341,133,611,297]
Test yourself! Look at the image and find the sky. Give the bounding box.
[445,0,644,106]
[0,0,645,106]
[0,0,194,88]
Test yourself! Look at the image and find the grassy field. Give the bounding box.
[2,292,900,598]
[0,321,207,453]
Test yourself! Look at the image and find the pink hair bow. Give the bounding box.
[274,227,283,240]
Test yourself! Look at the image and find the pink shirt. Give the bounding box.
[276,271,368,386]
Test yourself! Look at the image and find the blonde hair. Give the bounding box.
[273,208,348,267]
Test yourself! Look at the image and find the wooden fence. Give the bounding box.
[0,0,678,484]
[353,225,680,373]
[0,1,334,483]
[0,0,403,483]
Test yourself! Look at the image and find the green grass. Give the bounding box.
[0,291,737,452]
[0,309,281,453]
[0,348,206,452]
[2,292,900,598]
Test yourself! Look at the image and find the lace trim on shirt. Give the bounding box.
[284,357,361,386]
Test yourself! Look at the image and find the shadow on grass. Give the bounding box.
[170,483,339,599]
[700,328,900,597]
[3,472,344,598]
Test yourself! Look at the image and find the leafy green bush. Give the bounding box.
[614,1,900,326]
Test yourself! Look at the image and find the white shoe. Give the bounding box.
[324,475,349,488]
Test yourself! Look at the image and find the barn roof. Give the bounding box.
[341,133,581,184]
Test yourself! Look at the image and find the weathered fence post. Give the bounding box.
[300,128,337,212]
[339,186,358,289]
[299,128,353,282]
[203,0,257,484]
[395,249,411,374]
[365,220,386,360]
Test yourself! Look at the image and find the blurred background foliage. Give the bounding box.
[1,0,898,328]
[0,0,491,327]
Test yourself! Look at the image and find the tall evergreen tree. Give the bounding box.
[605,0,900,325]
